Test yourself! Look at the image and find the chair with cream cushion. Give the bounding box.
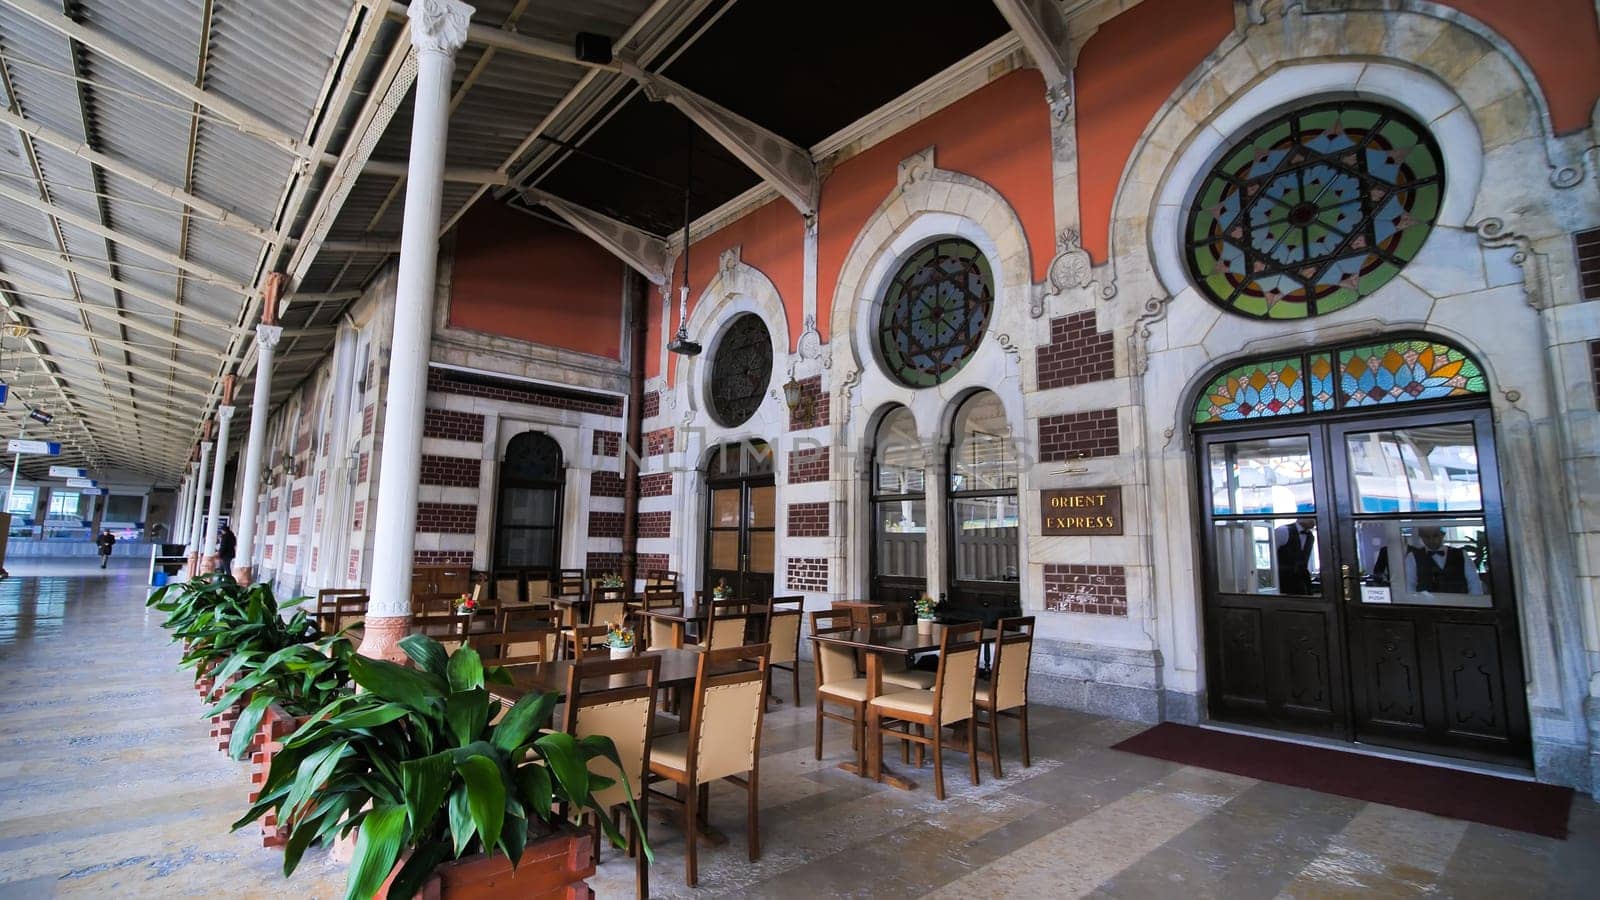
[867,621,982,800]
[563,653,659,899]
[648,643,768,887]
[767,604,803,705]
[810,611,907,771]
[976,616,1034,777]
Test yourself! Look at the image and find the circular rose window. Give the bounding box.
[1185,101,1443,319]
[707,313,773,427]
[878,237,994,387]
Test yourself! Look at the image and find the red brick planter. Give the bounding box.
[249,702,309,848]
[377,829,596,900]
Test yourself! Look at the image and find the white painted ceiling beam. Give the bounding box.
[0,233,238,330]
[363,159,509,185]
[0,269,231,349]
[524,188,670,284]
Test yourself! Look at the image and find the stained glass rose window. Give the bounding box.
[878,238,994,387]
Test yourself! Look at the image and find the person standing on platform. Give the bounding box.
[96,529,116,569]
[217,525,237,576]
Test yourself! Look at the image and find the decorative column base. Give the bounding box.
[202,554,220,573]
[232,566,253,584]
[356,615,413,664]
[186,552,202,578]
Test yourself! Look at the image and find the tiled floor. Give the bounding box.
[1,560,1596,898]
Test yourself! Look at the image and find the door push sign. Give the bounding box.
[1042,486,1123,536]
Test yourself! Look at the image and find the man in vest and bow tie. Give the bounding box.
[1404,525,1483,595]
[1274,517,1318,595]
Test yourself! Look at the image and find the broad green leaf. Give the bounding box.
[489,691,557,754]
[447,785,475,857]
[228,694,274,761]
[514,762,552,821]
[349,653,443,716]
[455,754,505,855]
[286,741,348,821]
[400,750,455,834]
[445,688,490,747]
[343,804,408,900]
[532,731,588,807]
[330,702,412,731]
[400,634,449,678]
[446,645,484,692]
[498,811,527,867]
[387,841,452,900]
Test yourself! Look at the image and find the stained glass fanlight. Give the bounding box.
[878,238,994,387]
[707,313,773,427]
[1186,101,1444,319]
[1193,337,1486,425]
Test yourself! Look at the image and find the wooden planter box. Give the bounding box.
[377,829,596,900]
[249,702,309,848]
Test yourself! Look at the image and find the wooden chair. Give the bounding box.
[524,568,555,604]
[588,588,629,631]
[867,621,983,800]
[315,588,367,632]
[330,594,368,633]
[976,616,1035,777]
[644,568,679,587]
[562,654,661,900]
[648,643,769,888]
[413,595,456,619]
[500,607,562,661]
[561,623,610,658]
[472,627,553,666]
[810,611,904,771]
[697,611,750,653]
[492,570,523,605]
[766,605,803,706]
[556,568,586,598]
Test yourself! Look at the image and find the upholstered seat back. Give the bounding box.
[577,696,652,810]
[768,611,801,665]
[994,635,1032,711]
[939,646,981,724]
[694,679,764,781]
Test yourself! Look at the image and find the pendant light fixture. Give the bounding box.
[668,120,701,356]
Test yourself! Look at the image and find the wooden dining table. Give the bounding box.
[810,622,994,792]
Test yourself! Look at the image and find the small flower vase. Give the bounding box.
[609,645,634,660]
[917,616,934,635]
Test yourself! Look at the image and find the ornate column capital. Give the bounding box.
[255,323,284,349]
[215,405,236,424]
[199,440,214,452]
[407,0,474,56]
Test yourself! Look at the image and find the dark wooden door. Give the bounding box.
[703,476,775,603]
[1328,408,1530,765]
[1198,425,1347,738]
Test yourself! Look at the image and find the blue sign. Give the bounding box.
[27,409,52,425]
[0,383,7,406]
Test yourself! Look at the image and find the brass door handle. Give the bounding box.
[1341,564,1355,603]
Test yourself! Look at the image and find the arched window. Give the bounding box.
[707,313,773,427]
[1186,101,1443,319]
[878,237,994,387]
[495,432,563,570]
[947,392,1020,618]
[870,407,926,600]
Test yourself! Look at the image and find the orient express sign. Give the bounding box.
[1042,486,1123,536]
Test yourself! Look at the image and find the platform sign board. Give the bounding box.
[7,439,60,456]
[0,383,7,406]
[79,488,107,496]
[27,409,51,425]
[65,477,98,488]
[49,466,87,478]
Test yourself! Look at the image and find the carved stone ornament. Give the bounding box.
[838,366,862,427]
[898,147,937,190]
[408,0,474,56]
[719,244,742,275]
[797,314,823,363]
[1036,226,1113,317]
[1473,217,1548,310]
[1045,80,1072,122]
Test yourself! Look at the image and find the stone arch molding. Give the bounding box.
[675,245,791,437]
[827,146,1034,435]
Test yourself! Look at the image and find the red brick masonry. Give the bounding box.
[1039,409,1119,461]
[787,557,829,592]
[1043,563,1128,616]
[788,446,829,484]
[787,501,829,537]
[1037,310,1115,390]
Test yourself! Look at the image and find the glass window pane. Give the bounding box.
[710,531,740,569]
[874,500,927,578]
[952,496,1019,582]
[1344,423,1480,513]
[874,408,925,496]
[500,488,556,527]
[748,531,775,573]
[1212,516,1322,596]
[950,393,1016,493]
[1354,517,1491,607]
[6,488,35,515]
[712,488,741,527]
[1208,436,1315,516]
[500,527,555,569]
[749,485,775,528]
[1339,341,1486,408]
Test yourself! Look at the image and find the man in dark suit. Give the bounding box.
[1274,517,1318,594]
[1403,525,1482,594]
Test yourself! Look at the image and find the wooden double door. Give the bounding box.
[1198,405,1530,766]
[703,471,775,603]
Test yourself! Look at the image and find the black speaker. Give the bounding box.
[574,32,613,66]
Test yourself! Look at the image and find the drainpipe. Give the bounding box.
[620,269,649,589]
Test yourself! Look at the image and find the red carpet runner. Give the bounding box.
[1112,722,1572,839]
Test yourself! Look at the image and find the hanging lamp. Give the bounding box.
[667,121,701,356]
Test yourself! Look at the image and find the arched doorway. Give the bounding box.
[945,392,1020,625]
[703,440,775,602]
[494,432,563,571]
[1192,335,1530,766]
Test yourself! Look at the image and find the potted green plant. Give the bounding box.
[914,594,938,634]
[599,572,625,591]
[604,622,635,660]
[236,635,648,900]
[711,577,730,600]
[204,634,356,760]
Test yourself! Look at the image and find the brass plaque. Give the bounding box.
[1041,487,1123,536]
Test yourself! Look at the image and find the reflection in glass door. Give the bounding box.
[703,442,775,603]
[495,432,563,570]
[946,393,1020,625]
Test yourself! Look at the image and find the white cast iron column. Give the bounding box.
[233,324,282,583]
[187,440,211,576]
[202,405,236,570]
[174,469,192,543]
[359,0,474,663]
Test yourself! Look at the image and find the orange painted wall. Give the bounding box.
[450,199,624,360]
[816,68,1055,343]
[1075,0,1233,265]
[659,197,806,383]
[1445,0,1600,135]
